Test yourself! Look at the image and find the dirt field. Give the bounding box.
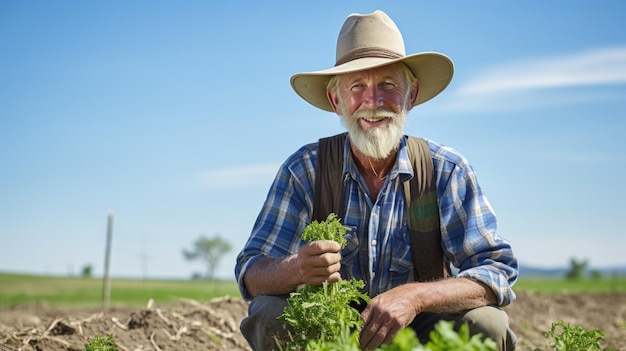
[1,292,624,351]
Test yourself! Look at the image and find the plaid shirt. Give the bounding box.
[235,136,518,306]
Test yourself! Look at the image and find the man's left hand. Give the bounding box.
[358,284,421,350]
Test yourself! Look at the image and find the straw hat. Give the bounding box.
[290,10,454,112]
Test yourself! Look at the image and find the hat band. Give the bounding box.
[335,47,403,66]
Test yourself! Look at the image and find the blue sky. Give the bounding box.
[1,1,625,280]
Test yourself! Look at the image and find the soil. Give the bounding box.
[0,292,624,351]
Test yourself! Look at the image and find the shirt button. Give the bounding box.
[371,239,377,246]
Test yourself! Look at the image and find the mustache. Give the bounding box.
[351,107,399,120]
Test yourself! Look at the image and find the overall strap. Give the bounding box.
[404,137,450,281]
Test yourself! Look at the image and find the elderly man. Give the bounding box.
[235,10,518,351]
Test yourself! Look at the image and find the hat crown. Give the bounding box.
[336,10,406,65]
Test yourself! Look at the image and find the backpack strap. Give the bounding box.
[313,134,449,281]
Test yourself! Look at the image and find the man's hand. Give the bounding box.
[296,240,342,286]
[359,285,421,350]
[357,278,497,350]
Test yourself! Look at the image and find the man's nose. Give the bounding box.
[362,85,384,108]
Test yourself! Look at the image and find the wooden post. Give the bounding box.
[102,212,114,312]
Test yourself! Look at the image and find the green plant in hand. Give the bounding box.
[279,213,369,350]
[280,279,368,349]
[301,213,348,247]
[544,321,604,351]
[84,334,118,351]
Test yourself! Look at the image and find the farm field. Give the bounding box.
[1,272,625,350]
[0,273,240,310]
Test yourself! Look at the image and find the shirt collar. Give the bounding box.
[342,136,414,182]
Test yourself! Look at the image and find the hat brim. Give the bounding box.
[290,52,454,112]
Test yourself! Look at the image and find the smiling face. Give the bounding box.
[327,63,419,159]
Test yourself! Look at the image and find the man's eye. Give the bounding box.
[350,83,365,90]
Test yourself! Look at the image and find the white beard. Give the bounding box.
[340,107,407,160]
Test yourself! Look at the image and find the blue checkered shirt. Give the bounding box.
[235,136,518,306]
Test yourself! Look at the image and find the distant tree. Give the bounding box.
[565,258,588,280]
[81,264,93,278]
[590,269,603,280]
[182,234,232,280]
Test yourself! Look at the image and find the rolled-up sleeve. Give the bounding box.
[432,141,518,306]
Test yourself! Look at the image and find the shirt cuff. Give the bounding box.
[456,266,517,306]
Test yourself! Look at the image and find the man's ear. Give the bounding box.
[407,81,419,110]
[327,90,341,114]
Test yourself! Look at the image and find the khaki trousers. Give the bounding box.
[240,295,517,351]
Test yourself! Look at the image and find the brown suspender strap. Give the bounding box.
[313,133,449,281]
[404,137,451,281]
[312,133,347,223]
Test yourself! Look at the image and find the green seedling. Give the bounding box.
[83,334,118,351]
[544,321,604,351]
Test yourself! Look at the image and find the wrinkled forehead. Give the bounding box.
[335,62,413,88]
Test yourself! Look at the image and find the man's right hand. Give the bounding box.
[296,240,342,286]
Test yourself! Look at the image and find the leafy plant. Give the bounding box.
[280,279,368,349]
[292,321,496,351]
[279,213,369,350]
[301,213,348,247]
[417,321,496,351]
[301,322,361,351]
[544,321,604,351]
[378,328,421,351]
[300,324,420,351]
[83,334,118,351]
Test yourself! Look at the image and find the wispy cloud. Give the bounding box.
[433,47,626,113]
[458,47,626,96]
[194,164,280,189]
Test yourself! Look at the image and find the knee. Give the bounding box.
[462,306,509,339]
[240,295,291,351]
[461,306,517,351]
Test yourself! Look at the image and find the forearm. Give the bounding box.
[243,255,304,298]
[409,277,497,314]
